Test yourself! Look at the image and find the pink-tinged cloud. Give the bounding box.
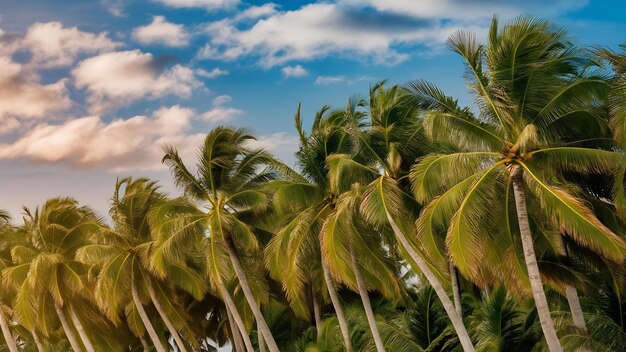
[0,56,71,133]
[23,21,122,68]
[72,50,203,113]
[132,16,190,48]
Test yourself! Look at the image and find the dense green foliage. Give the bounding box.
[1,17,626,352]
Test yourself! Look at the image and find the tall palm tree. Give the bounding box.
[160,127,283,352]
[408,17,626,352]
[323,82,476,350]
[0,211,20,352]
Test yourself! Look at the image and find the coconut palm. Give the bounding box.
[2,198,102,352]
[407,16,626,352]
[76,177,204,352]
[0,212,20,352]
[160,126,285,352]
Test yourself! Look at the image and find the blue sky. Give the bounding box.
[0,0,625,219]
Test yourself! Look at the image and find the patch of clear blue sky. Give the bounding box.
[0,0,625,220]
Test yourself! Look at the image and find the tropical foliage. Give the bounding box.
[1,16,626,352]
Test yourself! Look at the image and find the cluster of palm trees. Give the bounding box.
[1,16,626,352]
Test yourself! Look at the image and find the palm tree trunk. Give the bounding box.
[225,305,245,352]
[131,278,167,352]
[350,248,385,352]
[140,336,150,352]
[146,278,189,352]
[385,212,475,352]
[450,262,463,318]
[321,258,353,352]
[511,165,563,352]
[225,240,280,352]
[557,240,588,333]
[258,332,267,352]
[54,303,83,352]
[565,286,587,333]
[32,330,44,352]
[69,307,95,352]
[0,310,19,352]
[218,279,254,352]
[312,290,322,340]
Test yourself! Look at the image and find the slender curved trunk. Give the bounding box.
[557,239,588,333]
[140,336,150,352]
[350,248,386,352]
[218,279,254,352]
[385,212,475,352]
[225,240,279,352]
[131,278,167,352]
[146,278,189,352]
[450,262,463,318]
[258,332,267,352]
[565,286,587,333]
[511,166,563,352]
[321,259,353,352]
[32,329,44,352]
[225,305,245,352]
[0,310,19,352]
[312,290,322,341]
[69,307,95,352]
[54,303,82,352]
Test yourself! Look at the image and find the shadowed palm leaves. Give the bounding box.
[408,16,626,352]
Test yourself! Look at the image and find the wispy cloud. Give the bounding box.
[132,16,190,48]
[282,64,308,78]
[195,67,229,78]
[314,75,373,85]
[154,0,240,10]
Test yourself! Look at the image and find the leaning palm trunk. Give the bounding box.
[225,304,245,352]
[556,238,588,333]
[350,248,385,352]
[69,307,95,352]
[54,303,83,352]
[511,166,563,352]
[0,310,19,352]
[450,262,463,318]
[225,240,280,352]
[217,280,254,352]
[146,278,189,352]
[32,329,44,352]
[385,213,475,352]
[321,258,353,352]
[258,333,267,352]
[131,279,167,352]
[565,286,587,333]
[312,291,322,341]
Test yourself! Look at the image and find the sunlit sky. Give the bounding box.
[1,0,625,219]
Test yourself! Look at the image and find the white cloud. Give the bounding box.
[340,0,588,19]
[72,50,203,113]
[0,106,206,171]
[101,0,125,16]
[281,64,308,78]
[23,22,121,68]
[201,95,242,122]
[154,0,239,10]
[247,132,299,165]
[200,0,587,67]
[235,3,278,21]
[196,67,228,78]
[200,3,462,67]
[315,75,346,85]
[0,56,71,133]
[133,16,190,48]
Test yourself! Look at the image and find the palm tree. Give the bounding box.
[77,177,204,352]
[408,17,626,352]
[161,127,284,352]
[0,211,20,352]
[3,198,101,352]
